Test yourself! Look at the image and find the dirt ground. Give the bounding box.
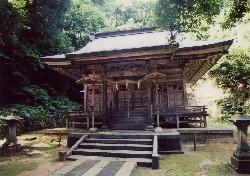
[0,131,69,176]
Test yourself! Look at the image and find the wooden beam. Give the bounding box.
[45,61,71,66]
[52,68,80,80]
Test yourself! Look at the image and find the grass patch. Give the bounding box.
[44,145,60,162]
[159,153,203,176]
[133,143,236,176]
[207,118,235,129]
[0,160,37,176]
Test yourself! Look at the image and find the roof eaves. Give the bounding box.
[65,39,233,59]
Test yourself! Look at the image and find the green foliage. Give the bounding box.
[217,98,245,121]
[155,0,250,39]
[222,0,250,28]
[209,50,250,121]
[96,0,156,31]
[64,2,105,50]
[0,104,47,120]
[0,88,80,133]
[244,100,250,114]
[210,50,250,100]
[155,0,221,33]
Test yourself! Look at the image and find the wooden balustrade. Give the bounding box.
[65,110,103,129]
[153,106,208,128]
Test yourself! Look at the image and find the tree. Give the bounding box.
[23,0,72,55]
[155,0,221,32]
[209,49,250,120]
[0,0,80,114]
[64,2,105,50]
[210,50,250,100]
[100,0,156,30]
[155,0,249,34]
[222,0,250,28]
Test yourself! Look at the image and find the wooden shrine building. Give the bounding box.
[42,28,233,130]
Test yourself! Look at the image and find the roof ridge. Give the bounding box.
[94,27,158,39]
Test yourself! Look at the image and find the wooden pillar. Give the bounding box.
[147,81,152,121]
[156,83,160,127]
[132,84,135,110]
[127,84,131,118]
[91,84,95,128]
[111,87,114,110]
[114,88,118,111]
[84,84,88,110]
[102,80,108,123]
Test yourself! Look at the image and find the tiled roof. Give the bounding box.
[43,28,232,59]
[69,28,231,56]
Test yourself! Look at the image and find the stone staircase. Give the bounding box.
[109,107,149,130]
[59,131,183,175]
[67,133,153,167]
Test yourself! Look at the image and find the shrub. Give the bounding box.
[0,87,80,135]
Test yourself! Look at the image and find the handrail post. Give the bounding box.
[152,135,159,169]
[59,135,87,161]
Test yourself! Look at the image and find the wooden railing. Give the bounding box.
[65,110,103,129]
[153,106,208,128]
[59,135,88,161]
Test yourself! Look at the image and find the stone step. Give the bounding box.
[110,117,146,120]
[112,111,146,114]
[109,120,147,124]
[110,115,146,118]
[85,138,153,145]
[87,133,154,139]
[79,143,152,151]
[72,149,152,159]
[109,124,146,130]
[112,113,146,116]
[66,155,152,167]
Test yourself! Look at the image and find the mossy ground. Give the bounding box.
[133,143,242,176]
[0,131,67,176]
[0,129,245,176]
[0,159,37,176]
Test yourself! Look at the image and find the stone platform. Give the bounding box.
[44,128,234,143]
[177,128,234,143]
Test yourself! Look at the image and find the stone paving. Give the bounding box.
[96,161,124,176]
[50,156,136,176]
[64,159,99,176]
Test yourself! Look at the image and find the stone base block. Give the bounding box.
[0,144,22,156]
[152,154,159,169]
[145,125,154,131]
[155,127,163,133]
[231,156,250,173]
[89,127,98,132]
[100,125,109,130]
